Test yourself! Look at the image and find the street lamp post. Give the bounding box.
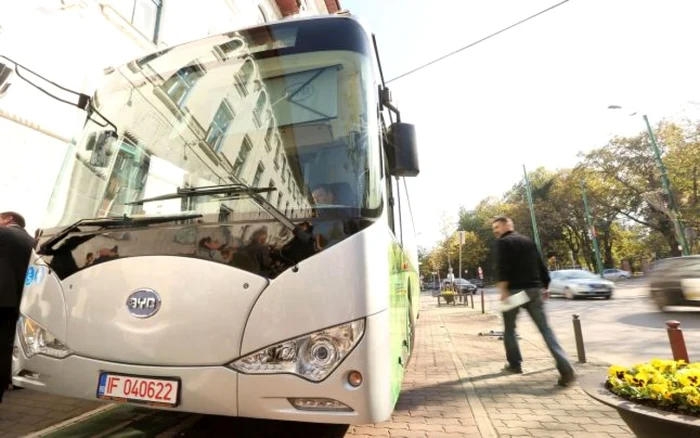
[581,180,605,277]
[608,105,691,256]
[641,115,691,256]
[523,165,543,256]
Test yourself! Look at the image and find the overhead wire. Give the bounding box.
[385,0,573,84]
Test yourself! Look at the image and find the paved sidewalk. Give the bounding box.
[345,292,634,438]
[0,389,103,438]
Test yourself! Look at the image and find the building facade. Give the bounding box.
[0,0,340,233]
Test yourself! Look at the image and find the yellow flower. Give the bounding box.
[688,395,700,407]
[649,383,673,400]
[650,359,679,373]
[680,386,700,397]
[678,369,700,387]
[608,365,628,380]
[625,372,651,387]
[637,364,657,374]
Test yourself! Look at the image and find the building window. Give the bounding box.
[205,101,235,152]
[277,194,283,209]
[267,179,276,203]
[218,38,243,56]
[112,0,163,43]
[253,91,268,127]
[219,205,232,223]
[285,201,290,216]
[232,136,253,179]
[234,59,255,97]
[162,63,205,108]
[280,156,287,176]
[252,163,265,187]
[273,141,281,170]
[264,125,275,152]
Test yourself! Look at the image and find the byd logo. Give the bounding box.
[126,289,162,318]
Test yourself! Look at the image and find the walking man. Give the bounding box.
[0,212,35,402]
[492,216,575,387]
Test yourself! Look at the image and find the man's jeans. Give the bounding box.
[503,288,574,377]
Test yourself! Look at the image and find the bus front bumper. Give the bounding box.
[12,311,393,424]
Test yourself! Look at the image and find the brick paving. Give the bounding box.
[345,293,635,438]
[0,388,103,438]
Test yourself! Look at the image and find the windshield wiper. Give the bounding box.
[128,184,312,244]
[126,184,273,205]
[39,213,202,254]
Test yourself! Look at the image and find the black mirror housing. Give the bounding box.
[388,122,419,177]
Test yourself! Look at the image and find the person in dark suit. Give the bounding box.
[492,216,575,387]
[0,211,35,402]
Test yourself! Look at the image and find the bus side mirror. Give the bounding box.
[387,122,419,177]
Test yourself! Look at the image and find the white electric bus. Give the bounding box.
[8,13,420,425]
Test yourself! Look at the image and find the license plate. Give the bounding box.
[97,372,180,407]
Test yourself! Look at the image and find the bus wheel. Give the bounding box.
[407,301,416,359]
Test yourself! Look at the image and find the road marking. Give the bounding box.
[23,403,119,437]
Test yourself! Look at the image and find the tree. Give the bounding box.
[580,121,694,256]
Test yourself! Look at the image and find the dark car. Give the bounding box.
[648,256,700,311]
[468,278,484,288]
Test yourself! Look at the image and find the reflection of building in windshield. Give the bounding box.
[47,16,379,233]
[84,33,313,223]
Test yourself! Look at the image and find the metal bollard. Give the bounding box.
[572,314,587,363]
[666,320,690,363]
[481,288,485,314]
[470,289,474,308]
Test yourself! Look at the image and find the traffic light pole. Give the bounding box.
[643,115,690,256]
[581,180,605,277]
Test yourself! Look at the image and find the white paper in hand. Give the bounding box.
[499,290,531,312]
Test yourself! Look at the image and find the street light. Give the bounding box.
[581,180,605,277]
[607,105,691,256]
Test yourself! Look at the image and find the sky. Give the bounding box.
[340,0,700,249]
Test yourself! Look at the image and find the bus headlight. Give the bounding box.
[229,319,365,382]
[17,315,71,359]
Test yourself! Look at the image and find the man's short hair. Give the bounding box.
[0,211,26,228]
[492,216,511,225]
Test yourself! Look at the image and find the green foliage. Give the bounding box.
[423,119,700,275]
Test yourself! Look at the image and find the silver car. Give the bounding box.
[549,269,614,299]
[603,268,632,281]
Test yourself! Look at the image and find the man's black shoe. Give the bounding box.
[557,373,577,387]
[503,364,523,374]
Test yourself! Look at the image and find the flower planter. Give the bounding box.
[580,373,700,438]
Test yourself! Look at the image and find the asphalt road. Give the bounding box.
[476,279,700,367]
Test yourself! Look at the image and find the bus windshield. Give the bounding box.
[43,18,382,230]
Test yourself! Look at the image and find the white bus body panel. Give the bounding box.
[13,222,397,423]
[241,219,391,354]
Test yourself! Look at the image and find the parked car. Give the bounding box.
[603,268,632,281]
[647,256,700,311]
[441,278,477,294]
[468,278,484,288]
[548,269,614,299]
